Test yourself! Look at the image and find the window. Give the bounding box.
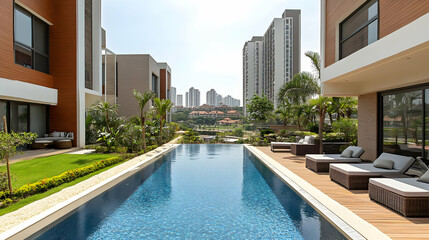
[14,5,49,73]
[340,0,378,59]
[85,0,93,89]
[152,74,158,96]
[380,84,429,162]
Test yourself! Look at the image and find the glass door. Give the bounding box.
[425,89,429,161]
[0,101,7,131]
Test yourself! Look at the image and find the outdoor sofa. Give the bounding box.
[305,146,365,172]
[329,153,415,190]
[32,131,74,149]
[271,135,315,152]
[369,177,429,217]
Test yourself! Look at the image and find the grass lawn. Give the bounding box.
[0,153,117,189]
[0,161,123,216]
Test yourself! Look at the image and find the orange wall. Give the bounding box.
[160,69,167,100]
[0,0,54,88]
[324,0,429,67]
[49,0,78,146]
[0,0,78,145]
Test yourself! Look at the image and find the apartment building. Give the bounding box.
[320,0,429,161]
[115,54,171,118]
[263,9,301,107]
[243,36,263,114]
[177,94,183,107]
[222,95,240,107]
[170,87,176,106]
[186,87,200,107]
[0,0,103,147]
[206,89,218,106]
[243,9,301,110]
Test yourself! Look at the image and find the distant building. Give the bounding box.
[177,94,183,106]
[243,9,301,109]
[222,95,240,107]
[170,87,177,105]
[206,89,218,106]
[243,36,263,114]
[186,87,200,107]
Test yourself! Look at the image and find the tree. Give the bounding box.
[0,116,37,193]
[153,98,173,144]
[90,101,118,135]
[247,94,274,125]
[275,103,292,126]
[305,51,321,80]
[339,97,358,118]
[310,96,332,153]
[277,72,320,106]
[133,90,156,151]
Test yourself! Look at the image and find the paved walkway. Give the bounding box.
[256,146,429,240]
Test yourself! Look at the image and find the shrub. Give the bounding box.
[332,118,358,145]
[95,146,109,153]
[231,128,244,137]
[260,129,274,137]
[0,172,8,192]
[324,132,347,142]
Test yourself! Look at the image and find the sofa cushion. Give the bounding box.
[370,178,429,197]
[373,158,394,170]
[418,170,429,184]
[344,146,365,158]
[341,149,353,158]
[376,153,415,173]
[51,131,61,137]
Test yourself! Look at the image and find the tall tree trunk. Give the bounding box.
[3,117,12,194]
[318,110,325,154]
[328,113,333,125]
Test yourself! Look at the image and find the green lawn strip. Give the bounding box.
[0,161,122,217]
[0,153,116,189]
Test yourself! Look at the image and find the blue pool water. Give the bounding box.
[34,145,346,239]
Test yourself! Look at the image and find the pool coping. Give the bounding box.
[245,145,390,240]
[0,144,179,240]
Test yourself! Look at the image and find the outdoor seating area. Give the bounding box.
[270,135,316,153]
[31,131,74,149]
[256,146,429,239]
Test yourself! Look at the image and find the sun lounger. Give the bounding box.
[305,146,365,172]
[329,153,415,190]
[270,135,314,152]
[369,177,429,217]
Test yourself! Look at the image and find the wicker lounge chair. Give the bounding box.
[305,146,365,172]
[329,153,415,190]
[270,136,314,152]
[369,178,429,217]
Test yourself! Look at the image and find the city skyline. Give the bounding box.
[102,0,320,105]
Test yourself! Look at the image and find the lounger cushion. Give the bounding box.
[373,159,394,170]
[330,163,404,176]
[418,170,429,184]
[344,146,365,158]
[340,149,353,158]
[370,178,429,197]
[306,154,361,163]
[376,153,415,173]
[270,142,294,146]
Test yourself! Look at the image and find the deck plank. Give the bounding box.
[256,147,429,240]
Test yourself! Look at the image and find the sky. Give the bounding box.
[102,0,320,105]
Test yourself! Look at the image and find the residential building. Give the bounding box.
[0,0,103,147]
[320,0,429,161]
[263,9,301,107]
[206,89,218,106]
[170,87,177,106]
[186,87,200,107]
[243,36,263,114]
[223,95,241,107]
[116,54,171,118]
[217,94,223,106]
[99,28,118,106]
[177,94,183,107]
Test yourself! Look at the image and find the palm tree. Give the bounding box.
[305,51,321,80]
[91,101,118,135]
[153,98,173,144]
[277,72,320,106]
[310,97,332,153]
[275,103,292,126]
[133,89,156,151]
[301,103,316,126]
[292,105,305,130]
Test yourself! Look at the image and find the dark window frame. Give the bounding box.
[13,4,50,74]
[339,0,379,59]
[378,83,429,162]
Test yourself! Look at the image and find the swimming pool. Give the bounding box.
[33,145,346,239]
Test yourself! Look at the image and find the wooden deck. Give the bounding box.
[256,147,429,240]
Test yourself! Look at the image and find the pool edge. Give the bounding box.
[0,144,179,240]
[245,145,390,240]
